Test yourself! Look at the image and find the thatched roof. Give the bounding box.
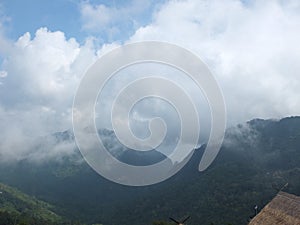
[249,191,300,225]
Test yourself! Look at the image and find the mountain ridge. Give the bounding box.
[0,116,299,225]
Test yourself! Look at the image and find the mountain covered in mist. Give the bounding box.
[0,116,300,225]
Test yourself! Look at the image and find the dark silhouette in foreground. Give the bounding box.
[169,216,190,225]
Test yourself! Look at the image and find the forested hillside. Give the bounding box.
[0,182,64,225]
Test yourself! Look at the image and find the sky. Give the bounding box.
[0,0,300,161]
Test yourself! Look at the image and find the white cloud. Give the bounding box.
[1,27,99,107]
[80,0,158,41]
[129,0,300,124]
[0,70,7,77]
[0,22,126,161]
[0,27,100,160]
[1,0,300,161]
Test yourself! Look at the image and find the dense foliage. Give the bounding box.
[0,183,64,225]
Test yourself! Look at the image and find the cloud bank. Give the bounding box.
[0,0,300,161]
[130,0,300,124]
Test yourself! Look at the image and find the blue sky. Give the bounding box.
[1,0,159,43]
[2,0,81,40]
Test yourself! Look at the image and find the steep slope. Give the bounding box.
[0,182,62,225]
